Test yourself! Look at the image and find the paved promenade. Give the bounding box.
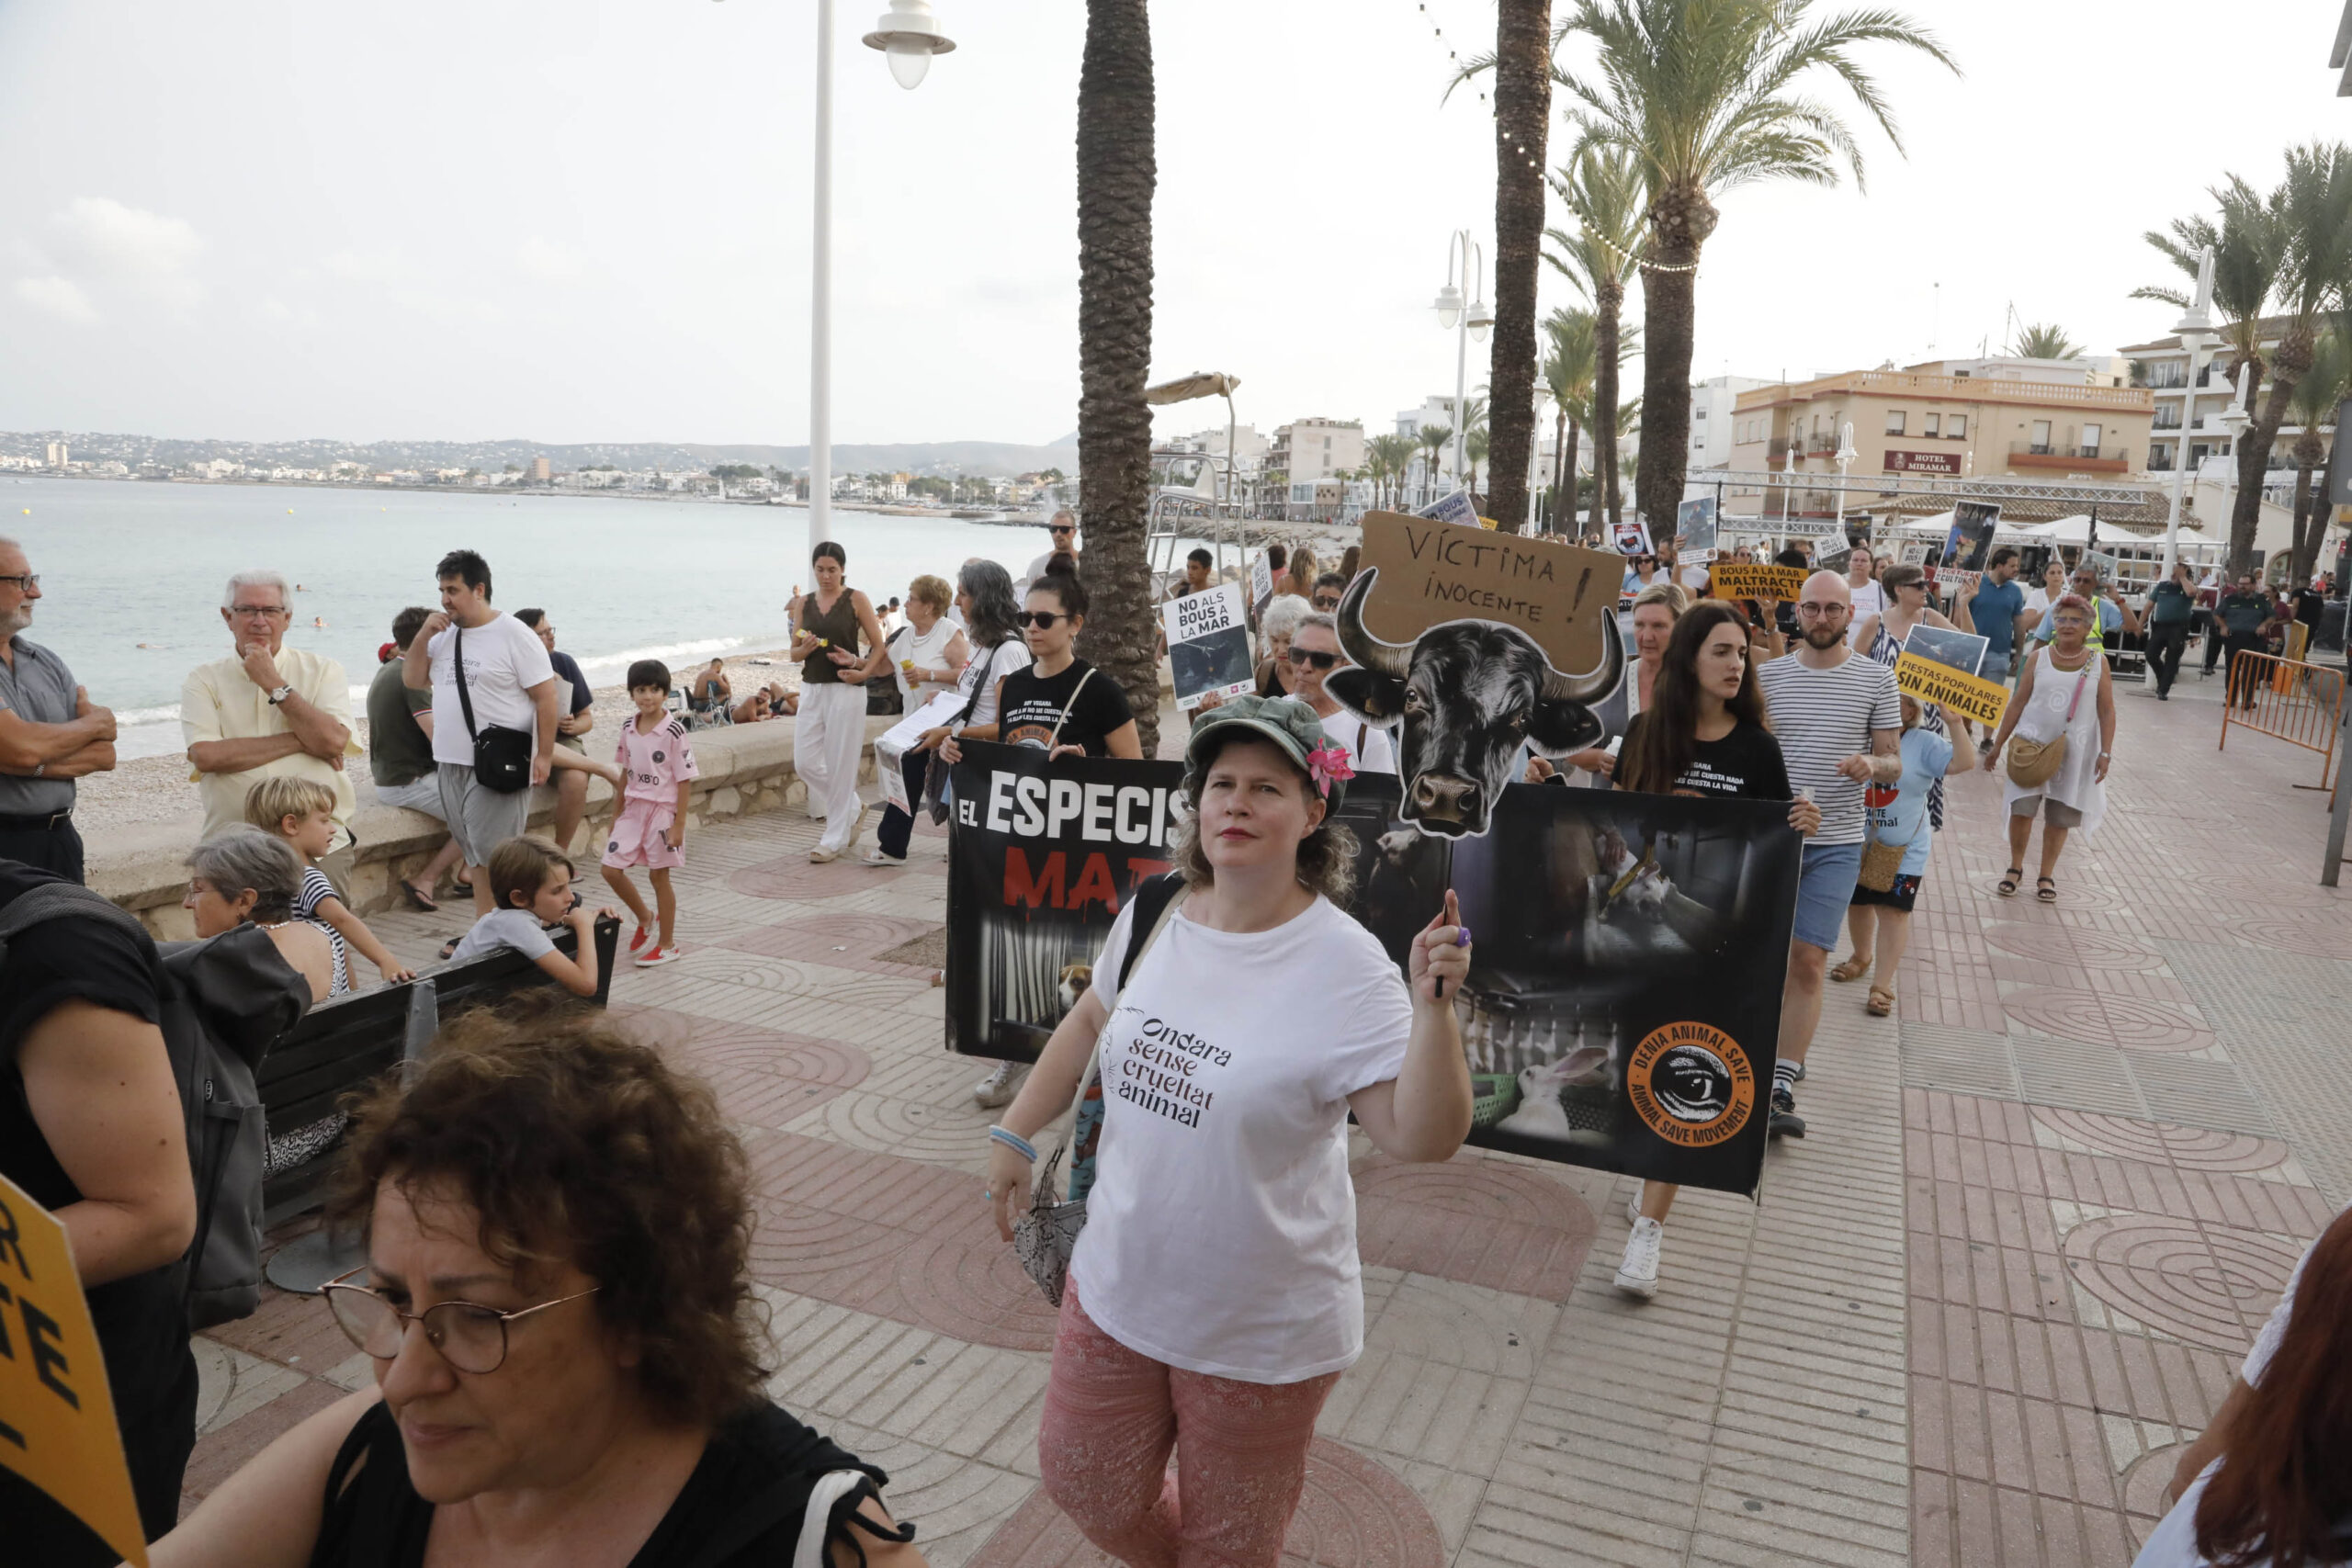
[179,656,2349,1566]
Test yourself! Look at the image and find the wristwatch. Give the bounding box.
[266,684,294,705]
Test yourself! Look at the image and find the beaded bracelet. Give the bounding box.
[989,1125,1038,1162]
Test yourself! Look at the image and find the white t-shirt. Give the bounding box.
[424,613,557,769]
[1069,895,1414,1383]
[955,636,1032,728]
[1300,704,1396,775]
[1845,579,1885,643]
[447,908,558,964]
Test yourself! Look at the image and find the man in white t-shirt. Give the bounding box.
[1023,510,1080,593]
[402,548,558,918]
[1272,614,1396,774]
[1753,571,1901,1140]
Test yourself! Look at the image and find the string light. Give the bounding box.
[1417,1,1486,101]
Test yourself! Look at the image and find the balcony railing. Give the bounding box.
[2010,441,2108,460]
[1804,435,1840,456]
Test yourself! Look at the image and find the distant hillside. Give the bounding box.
[0,430,1080,478]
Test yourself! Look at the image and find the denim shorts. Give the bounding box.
[1793,840,1864,951]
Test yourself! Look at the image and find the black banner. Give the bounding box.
[946,750,1800,1197]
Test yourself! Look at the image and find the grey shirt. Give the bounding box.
[0,637,80,817]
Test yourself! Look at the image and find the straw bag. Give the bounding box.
[1013,874,1186,1307]
[2005,653,2093,789]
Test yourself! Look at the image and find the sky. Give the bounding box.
[2,0,2349,454]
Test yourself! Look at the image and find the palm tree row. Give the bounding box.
[1541,304,1642,533]
[2135,141,2352,581]
[1546,144,1643,536]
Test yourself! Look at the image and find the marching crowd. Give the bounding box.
[2,517,2346,1568]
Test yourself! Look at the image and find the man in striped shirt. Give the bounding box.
[1755,571,1903,1138]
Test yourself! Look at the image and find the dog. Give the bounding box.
[1058,964,1092,1013]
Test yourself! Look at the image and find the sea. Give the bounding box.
[2,478,1069,760]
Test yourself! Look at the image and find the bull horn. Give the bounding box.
[1538,605,1626,705]
[1332,569,1409,681]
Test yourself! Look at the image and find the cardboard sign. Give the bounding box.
[0,1175,151,1567]
[1709,563,1810,602]
[1611,520,1654,557]
[1930,568,1981,597]
[1939,501,2000,572]
[1417,489,1480,528]
[1775,516,1844,537]
[1676,497,1719,564]
[1894,650,2011,727]
[1354,510,1621,675]
[1159,581,1255,711]
[1250,550,1275,612]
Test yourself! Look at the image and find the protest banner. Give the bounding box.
[945,742,1183,1064]
[1940,501,2000,572]
[0,1174,152,1568]
[1774,516,1844,538]
[1904,623,1989,678]
[1250,549,1275,614]
[1416,489,1480,528]
[1675,497,1719,564]
[2083,549,2119,584]
[875,691,965,811]
[1894,649,2011,727]
[1159,581,1255,710]
[1930,567,1981,597]
[940,763,1800,1196]
[1709,562,1809,602]
[1352,509,1622,674]
[1610,519,1654,557]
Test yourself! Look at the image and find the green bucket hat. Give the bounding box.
[1183,694,1351,812]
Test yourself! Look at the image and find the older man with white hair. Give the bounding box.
[183,568,358,895]
[0,536,117,881]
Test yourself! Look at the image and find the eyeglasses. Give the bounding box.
[0,574,37,592]
[1287,648,1339,670]
[322,1268,601,1374]
[1050,526,1075,536]
[1794,604,1847,618]
[231,604,290,619]
[1015,610,1069,628]
[1311,595,1340,610]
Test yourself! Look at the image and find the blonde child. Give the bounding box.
[602,658,699,967]
[447,837,614,998]
[244,776,414,986]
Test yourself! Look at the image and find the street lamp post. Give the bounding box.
[1834,423,1858,535]
[2162,248,2217,583]
[719,0,956,558]
[1432,231,1489,500]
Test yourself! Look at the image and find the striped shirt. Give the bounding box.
[293,864,339,922]
[1756,653,1902,845]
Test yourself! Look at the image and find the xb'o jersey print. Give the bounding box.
[996,660,1134,757]
[616,716,701,800]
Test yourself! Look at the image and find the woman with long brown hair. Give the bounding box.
[2135,1203,2352,1566]
[1606,602,1819,1301]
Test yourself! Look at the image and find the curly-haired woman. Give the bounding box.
[982,695,1474,1568]
[153,999,926,1568]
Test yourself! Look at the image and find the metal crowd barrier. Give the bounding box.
[2220,649,2345,802]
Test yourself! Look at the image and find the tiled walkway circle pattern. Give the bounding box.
[2061,1215,2301,1354]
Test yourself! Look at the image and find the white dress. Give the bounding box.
[2002,645,2106,834]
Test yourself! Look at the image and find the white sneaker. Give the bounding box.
[1626,1189,1644,1227]
[973,1061,1023,1109]
[859,847,905,867]
[1614,1217,1662,1300]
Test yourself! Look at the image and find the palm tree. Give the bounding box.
[1547,144,1644,542]
[1543,306,1599,531]
[1556,0,1956,536]
[1465,427,1492,501]
[1073,0,1160,756]
[2286,325,2347,585]
[1483,0,1556,533]
[1370,432,1419,512]
[2010,322,2082,360]
[1419,423,1453,499]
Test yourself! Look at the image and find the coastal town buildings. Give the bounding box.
[2121,316,2318,503]
[1261,417,1364,515]
[1686,374,1776,471]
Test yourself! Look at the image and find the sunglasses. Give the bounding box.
[1311,595,1340,610]
[1287,648,1339,670]
[1050,526,1075,536]
[1015,611,1070,628]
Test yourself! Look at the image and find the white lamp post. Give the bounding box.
[1434,231,1486,495]
[1834,423,1859,534]
[718,0,956,558]
[2161,247,2216,583]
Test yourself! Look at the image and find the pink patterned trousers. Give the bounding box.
[1037,1284,1340,1568]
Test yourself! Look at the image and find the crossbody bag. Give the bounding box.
[453,625,535,794]
[2005,649,2093,790]
[1012,872,1186,1307]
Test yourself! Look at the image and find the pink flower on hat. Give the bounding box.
[1305,741,1355,796]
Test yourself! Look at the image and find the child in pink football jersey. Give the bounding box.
[601,659,699,966]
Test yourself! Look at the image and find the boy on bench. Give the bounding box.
[447,837,615,998]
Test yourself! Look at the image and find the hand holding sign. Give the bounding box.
[1410,888,1471,1003]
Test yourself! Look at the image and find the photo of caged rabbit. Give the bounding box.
[1471,1002,1623,1148]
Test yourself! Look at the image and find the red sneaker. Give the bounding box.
[628,925,650,953]
[634,945,680,968]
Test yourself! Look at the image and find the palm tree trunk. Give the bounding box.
[1560,414,1579,536]
[1483,0,1551,534]
[1072,0,1159,758]
[1590,281,1620,541]
[1636,185,1717,540]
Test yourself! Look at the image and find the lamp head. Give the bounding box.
[1466,298,1494,344]
[1432,285,1463,331]
[863,0,956,89]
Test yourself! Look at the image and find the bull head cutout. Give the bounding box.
[1327,567,1625,838]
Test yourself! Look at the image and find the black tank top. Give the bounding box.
[307,1399,909,1568]
[799,589,861,684]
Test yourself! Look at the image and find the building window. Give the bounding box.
[1923,413,1939,437]
[2030,419,2052,454]
[1949,414,1967,439]
[1885,411,1906,435]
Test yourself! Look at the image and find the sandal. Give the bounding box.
[2036,876,2058,904]
[1996,867,2023,897]
[1867,986,1895,1018]
[399,880,440,913]
[1829,955,1873,983]
[437,937,461,962]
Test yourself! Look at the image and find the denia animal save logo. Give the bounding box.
[1625,1022,1755,1149]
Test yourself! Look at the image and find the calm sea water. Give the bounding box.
[2,478,1063,758]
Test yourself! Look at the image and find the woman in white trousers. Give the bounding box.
[792,540,890,863]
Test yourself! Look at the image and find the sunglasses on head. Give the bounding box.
[1287,648,1339,670]
[1015,610,1070,628]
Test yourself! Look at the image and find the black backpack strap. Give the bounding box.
[1119,872,1186,992]
[452,624,480,740]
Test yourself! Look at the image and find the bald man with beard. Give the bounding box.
[1753,570,1903,1138]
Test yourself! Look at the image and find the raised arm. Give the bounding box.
[1350,890,1473,1162]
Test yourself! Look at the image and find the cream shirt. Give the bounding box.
[183,646,360,849]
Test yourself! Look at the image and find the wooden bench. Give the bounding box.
[259,915,622,1227]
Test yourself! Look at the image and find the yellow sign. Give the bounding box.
[0,1174,150,1567]
[1894,650,2012,728]
[1709,563,1810,602]
[1354,510,1623,672]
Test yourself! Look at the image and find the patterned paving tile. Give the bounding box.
[1351,1155,1598,1302]
[2059,1215,2302,1354]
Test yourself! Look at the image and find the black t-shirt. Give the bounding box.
[997,659,1134,755]
[309,1398,897,1568]
[1618,715,1792,801]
